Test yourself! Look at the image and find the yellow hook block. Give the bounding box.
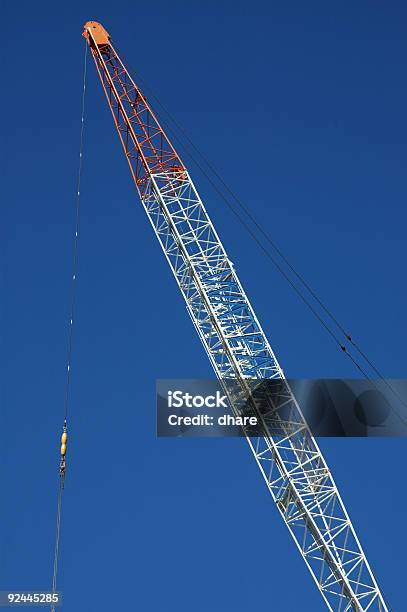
[60,429,68,456]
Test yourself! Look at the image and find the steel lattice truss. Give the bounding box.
[84,22,388,611]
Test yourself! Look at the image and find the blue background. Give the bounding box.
[3,1,406,610]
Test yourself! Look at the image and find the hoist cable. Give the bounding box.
[51,488,62,597]
[50,41,88,612]
[114,48,407,417]
[63,43,88,424]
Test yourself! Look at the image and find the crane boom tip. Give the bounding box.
[83,21,111,46]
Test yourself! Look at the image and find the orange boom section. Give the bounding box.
[83,21,184,197]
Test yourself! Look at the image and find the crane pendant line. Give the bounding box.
[83,21,388,612]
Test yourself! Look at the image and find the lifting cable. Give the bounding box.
[50,41,88,611]
[114,46,407,419]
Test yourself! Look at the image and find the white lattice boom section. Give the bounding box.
[84,21,388,612]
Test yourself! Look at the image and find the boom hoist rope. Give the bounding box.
[161,114,407,423]
[114,49,407,419]
[153,116,407,425]
[50,42,88,611]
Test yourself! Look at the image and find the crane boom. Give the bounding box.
[83,21,388,611]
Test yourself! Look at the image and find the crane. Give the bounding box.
[83,21,388,611]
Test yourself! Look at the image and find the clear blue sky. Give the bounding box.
[3,1,406,610]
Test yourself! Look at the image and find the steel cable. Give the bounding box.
[50,41,88,612]
[113,47,407,419]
